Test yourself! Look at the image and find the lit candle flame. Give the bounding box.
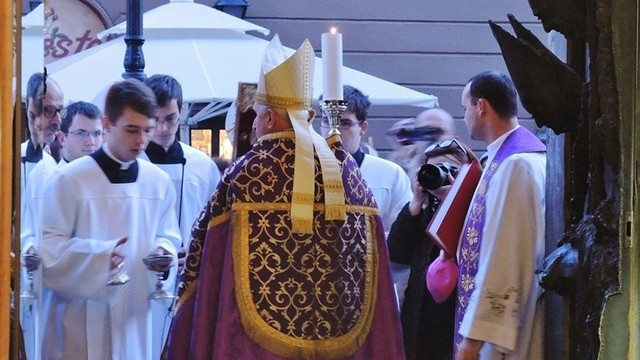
[330,27,337,34]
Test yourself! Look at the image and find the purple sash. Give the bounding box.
[454,127,545,351]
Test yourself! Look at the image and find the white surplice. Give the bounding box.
[458,127,546,359]
[359,153,413,309]
[140,141,220,247]
[20,140,54,235]
[19,144,57,360]
[40,154,180,360]
[360,153,412,232]
[140,141,220,359]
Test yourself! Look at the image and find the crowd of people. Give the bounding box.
[16,35,546,360]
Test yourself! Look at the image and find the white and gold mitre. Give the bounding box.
[255,35,313,109]
[255,35,345,234]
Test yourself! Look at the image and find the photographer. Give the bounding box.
[388,138,480,360]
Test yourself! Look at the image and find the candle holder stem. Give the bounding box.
[320,100,348,137]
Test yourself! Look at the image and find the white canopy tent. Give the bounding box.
[99,0,269,36]
[48,0,438,121]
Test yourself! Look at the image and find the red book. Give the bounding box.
[426,161,482,258]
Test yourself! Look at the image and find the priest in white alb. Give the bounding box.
[455,71,546,360]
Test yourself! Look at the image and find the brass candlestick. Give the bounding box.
[320,99,348,137]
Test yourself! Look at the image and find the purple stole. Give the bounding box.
[454,127,545,351]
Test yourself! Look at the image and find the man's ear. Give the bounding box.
[266,108,276,130]
[360,120,369,135]
[102,116,112,132]
[56,131,66,147]
[476,98,487,117]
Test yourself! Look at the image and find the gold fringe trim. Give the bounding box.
[291,217,314,235]
[232,202,379,215]
[323,189,347,220]
[233,210,379,359]
[325,205,347,221]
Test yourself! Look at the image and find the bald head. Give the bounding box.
[414,108,454,141]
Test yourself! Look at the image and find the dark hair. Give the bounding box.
[144,74,183,111]
[104,79,157,124]
[468,71,518,119]
[343,85,371,123]
[60,101,102,134]
[318,85,371,123]
[26,72,45,117]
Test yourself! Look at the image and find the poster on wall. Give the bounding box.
[44,0,111,64]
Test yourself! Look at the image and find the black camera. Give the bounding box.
[417,162,459,190]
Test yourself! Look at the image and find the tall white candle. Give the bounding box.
[322,28,343,101]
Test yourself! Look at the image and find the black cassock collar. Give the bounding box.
[352,148,365,168]
[91,148,139,184]
[145,139,185,165]
[22,140,43,164]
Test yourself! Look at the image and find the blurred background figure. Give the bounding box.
[388,108,455,176]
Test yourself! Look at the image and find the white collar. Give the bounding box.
[103,143,136,170]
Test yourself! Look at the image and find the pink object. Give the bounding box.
[426,250,458,303]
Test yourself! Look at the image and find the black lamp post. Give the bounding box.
[122,0,146,81]
[214,0,249,19]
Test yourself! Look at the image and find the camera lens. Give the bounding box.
[417,164,448,190]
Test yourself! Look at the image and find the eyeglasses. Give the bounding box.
[68,130,104,138]
[319,118,362,130]
[424,138,471,161]
[43,105,65,119]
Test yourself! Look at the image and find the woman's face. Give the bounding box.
[424,153,467,201]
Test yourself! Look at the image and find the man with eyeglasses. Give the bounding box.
[55,101,103,165]
[142,75,220,249]
[455,71,546,360]
[20,73,62,219]
[319,85,413,310]
[142,74,220,360]
[18,72,63,360]
[22,73,64,155]
[40,79,180,360]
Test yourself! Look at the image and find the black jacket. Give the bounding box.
[388,201,456,360]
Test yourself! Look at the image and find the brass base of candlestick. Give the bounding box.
[320,99,348,137]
